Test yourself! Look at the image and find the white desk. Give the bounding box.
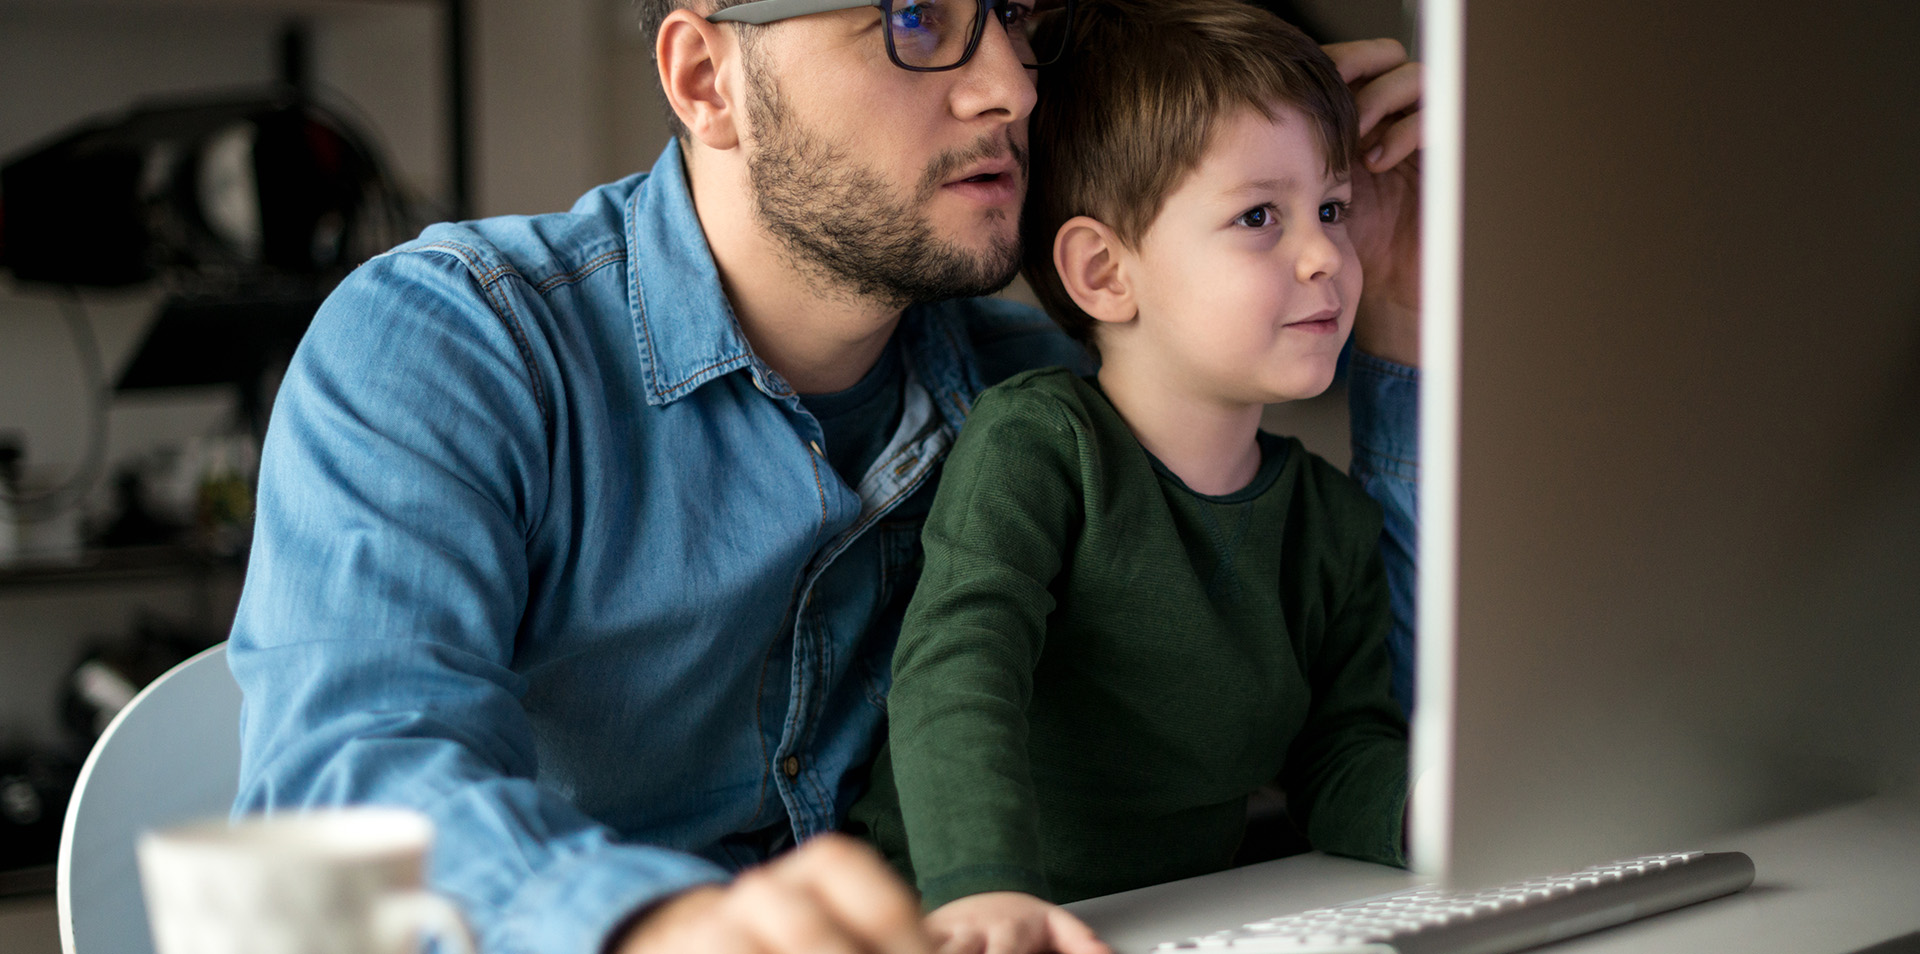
[1066,796,1920,954]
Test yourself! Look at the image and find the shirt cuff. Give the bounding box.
[491,842,731,954]
[1347,351,1419,483]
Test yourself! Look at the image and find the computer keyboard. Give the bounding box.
[1152,850,1755,953]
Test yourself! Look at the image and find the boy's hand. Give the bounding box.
[614,834,931,954]
[925,891,1111,954]
[1325,39,1423,368]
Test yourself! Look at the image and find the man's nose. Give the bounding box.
[950,12,1038,125]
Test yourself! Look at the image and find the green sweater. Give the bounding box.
[848,369,1408,909]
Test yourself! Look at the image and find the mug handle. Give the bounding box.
[373,889,477,954]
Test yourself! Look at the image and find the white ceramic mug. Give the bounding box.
[137,807,475,954]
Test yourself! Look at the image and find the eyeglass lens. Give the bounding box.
[886,0,1068,70]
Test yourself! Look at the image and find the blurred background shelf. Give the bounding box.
[0,545,243,592]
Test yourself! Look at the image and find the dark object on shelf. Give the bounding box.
[117,289,322,439]
[97,471,187,550]
[0,747,78,881]
[0,0,476,288]
[0,92,387,287]
[0,435,20,495]
[116,292,318,391]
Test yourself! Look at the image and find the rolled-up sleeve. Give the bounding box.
[1346,351,1419,715]
[228,249,726,954]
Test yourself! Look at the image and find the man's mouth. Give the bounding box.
[942,158,1021,204]
[947,157,1019,187]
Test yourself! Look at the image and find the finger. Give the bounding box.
[1364,111,1423,173]
[774,834,931,954]
[1045,908,1112,954]
[1352,60,1423,141]
[615,885,755,954]
[686,922,763,954]
[728,869,866,954]
[981,919,1040,954]
[1321,37,1408,85]
[933,923,986,954]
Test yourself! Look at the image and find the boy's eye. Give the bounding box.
[1236,206,1274,229]
[1320,200,1351,224]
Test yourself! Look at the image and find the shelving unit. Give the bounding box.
[0,545,242,592]
[0,8,469,933]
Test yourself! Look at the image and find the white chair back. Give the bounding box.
[56,642,241,954]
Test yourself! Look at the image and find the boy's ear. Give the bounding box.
[658,9,744,151]
[1053,216,1136,326]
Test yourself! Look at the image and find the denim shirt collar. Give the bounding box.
[626,140,757,406]
[624,140,980,431]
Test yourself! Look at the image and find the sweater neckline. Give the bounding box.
[1081,376,1294,504]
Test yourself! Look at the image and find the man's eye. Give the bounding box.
[994,1,1036,27]
[893,3,932,31]
[1320,200,1350,224]
[1237,206,1274,229]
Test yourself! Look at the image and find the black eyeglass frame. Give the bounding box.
[704,0,1073,73]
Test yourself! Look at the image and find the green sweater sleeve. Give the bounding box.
[1278,466,1409,867]
[885,385,1084,909]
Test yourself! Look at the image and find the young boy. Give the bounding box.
[848,0,1409,949]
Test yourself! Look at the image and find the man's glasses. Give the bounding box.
[706,0,1074,73]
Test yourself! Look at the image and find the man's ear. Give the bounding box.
[1053,216,1136,325]
[658,9,744,151]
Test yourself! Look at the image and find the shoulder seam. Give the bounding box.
[406,241,556,441]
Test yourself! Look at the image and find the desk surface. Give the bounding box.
[1066,795,1920,954]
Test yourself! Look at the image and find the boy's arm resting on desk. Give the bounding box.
[227,253,728,954]
[1277,499,1410,869]
[882,390,1082,911]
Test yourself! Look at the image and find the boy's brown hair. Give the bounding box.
[1022,0,1358,349]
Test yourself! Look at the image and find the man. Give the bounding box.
[227,1,1424,952]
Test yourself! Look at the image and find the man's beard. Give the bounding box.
[744,62,1025,309]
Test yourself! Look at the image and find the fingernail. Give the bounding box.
[1367,145,1385,168]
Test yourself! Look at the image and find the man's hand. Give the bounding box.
[1325,38,1423,368]
[616,835,931,954]
[923,891,1110,954]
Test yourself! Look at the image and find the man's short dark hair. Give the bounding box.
[1021,0,1358,349]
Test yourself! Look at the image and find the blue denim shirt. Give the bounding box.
[229,140,1419,954]
[1347,351,1420,714]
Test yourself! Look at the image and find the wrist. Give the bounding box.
[608,885,726,954]
[1352,301,1420,368]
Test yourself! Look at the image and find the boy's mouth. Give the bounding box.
[1285,307,1343,333]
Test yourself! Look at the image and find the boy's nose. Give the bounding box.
[1296,224,1345,282]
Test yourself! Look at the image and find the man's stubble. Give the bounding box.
[743,59,1026,310]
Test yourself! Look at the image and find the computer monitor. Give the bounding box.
[1411,0,1920,887]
